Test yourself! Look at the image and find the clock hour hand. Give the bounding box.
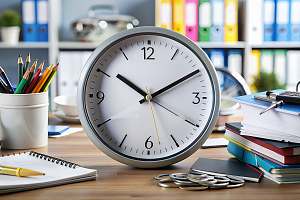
[116,74,147,97]
[139,69,200,104]
[152,100,199,128]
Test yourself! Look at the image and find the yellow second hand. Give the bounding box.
[146,89,161,145]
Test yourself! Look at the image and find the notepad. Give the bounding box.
[0,151,97,194]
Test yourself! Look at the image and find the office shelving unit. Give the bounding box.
[0,0,299,102]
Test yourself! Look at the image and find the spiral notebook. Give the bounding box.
[0,151,97,194]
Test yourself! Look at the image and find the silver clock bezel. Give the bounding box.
[77,26,220,168]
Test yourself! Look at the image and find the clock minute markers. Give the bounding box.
[139,69,200,104]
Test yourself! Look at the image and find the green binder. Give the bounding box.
[199,0,211,41]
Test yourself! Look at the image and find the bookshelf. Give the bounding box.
[0,0,299,106]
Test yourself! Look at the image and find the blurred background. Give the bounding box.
[0,0,299,114]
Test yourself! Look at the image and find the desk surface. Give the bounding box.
[2,129,300,200]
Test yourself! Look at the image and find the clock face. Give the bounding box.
[78,27,219,168]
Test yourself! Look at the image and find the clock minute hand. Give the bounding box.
[116,74,147,97]
[139,69,200,104]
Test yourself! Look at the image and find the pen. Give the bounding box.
[18,54,23,83]
[0,165,44,177]
[25,61,44,93]
[0,66,14,93]
[0,77,10,93]
[23,53,31,75]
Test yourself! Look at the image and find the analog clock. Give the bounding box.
[78,27,220,168]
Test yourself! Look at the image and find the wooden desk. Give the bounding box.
[2,129,300,200]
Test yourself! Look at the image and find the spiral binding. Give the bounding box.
[29,151,78,168]
[1,151,78,169]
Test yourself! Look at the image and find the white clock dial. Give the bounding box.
[78,27,220,168]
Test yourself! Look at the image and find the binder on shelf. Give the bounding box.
[260,50,274,73]
[246,50,261,84]
[210,49,225,68]
[224,0,238,42]
[172,0,185,34]
[228,50,242,74]
[22,0,37,42]
[211,0,224,42]
[155,0,172,29]
[275,0,290,41]
[290,0,300,41]
[287,51,300,90]
[198,0,211,41]
[274,50,287,85]
[263,0,276,41]
[36,0,48,41]
[185,0,198,41]
[248,0,263,44]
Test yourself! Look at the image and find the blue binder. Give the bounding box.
[22,0,37,41]
[211,0,224,41]
[263,0,276,41]
[36,0,48,41]
[290,0,300,41]
[275,0,290,41]
[210,49,225,68]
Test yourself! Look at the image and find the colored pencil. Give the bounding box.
[23,53,31,75]
[18,54,23,83]
[0,66,14,93]
[41,63,59,92]
[25,61,44,93]
[22,60,38,92]
[32,65,53,93]
[14,69,30,94]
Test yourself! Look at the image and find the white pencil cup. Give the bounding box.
[0,92,48,149]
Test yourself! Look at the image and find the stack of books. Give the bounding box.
[225,90,300,184]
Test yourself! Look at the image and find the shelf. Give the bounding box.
[250,42,300,49]
[196,42,246,49]
[0,42,49,49]
[59,41,102,50]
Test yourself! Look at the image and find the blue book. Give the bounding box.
[275,0,290,41]
[22,0,38,41]
[36,0,48,41]
[263,0,276,41]
[234,90,300,116]
[48,125,69,136]
[290,0,300,41]
[211,0,224,42]
[228,142,300,174]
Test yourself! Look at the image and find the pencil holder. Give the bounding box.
[0,92,48,149]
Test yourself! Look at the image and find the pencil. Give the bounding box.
[25,61,44,93]
[23,53,31,75]
[32,65,53,93]
[28,60,38,82]
[18,54,23,83]
[0,66,14,93]
[14,69,30,94]
[22,60,38,93]
[41,63,59,92]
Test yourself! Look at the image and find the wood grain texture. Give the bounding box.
[1,130,300,199]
